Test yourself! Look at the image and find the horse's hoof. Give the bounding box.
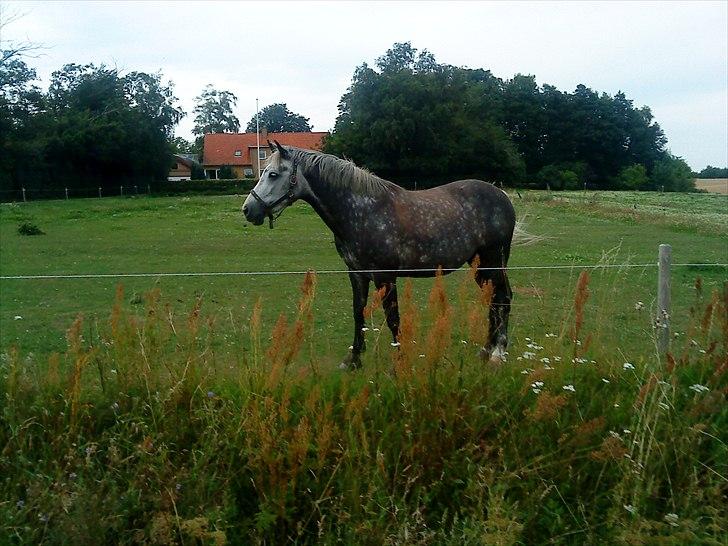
[480,345,507,364]
[489,346,508,364]
[339,352,362,371]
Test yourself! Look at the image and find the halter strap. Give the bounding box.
[249,158,298,229]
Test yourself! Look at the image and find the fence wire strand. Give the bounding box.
[1,263,725,281]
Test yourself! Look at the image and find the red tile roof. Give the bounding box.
[202,132,327,166]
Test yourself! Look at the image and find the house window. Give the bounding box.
[244,168,254,177]
[205,169,218,180]
[234,150,242,156]
[258,150,267,159]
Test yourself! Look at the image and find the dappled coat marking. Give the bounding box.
[243,143,516,368]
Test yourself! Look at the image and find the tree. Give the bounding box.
[245,103,312,133]
[325,43,524,185]
[616,164,649,190]
[697,165,728,178]
[170,136,196,155]
[2,59,183,192]
[192,85,239,136]
[0,53,45,190]
[650,154,695,192]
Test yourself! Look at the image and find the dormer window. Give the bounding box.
[234,150,242,157]
[258,150,267,160]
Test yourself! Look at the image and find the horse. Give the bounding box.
[243,141,519,369]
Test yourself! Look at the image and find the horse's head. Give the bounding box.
[242,141,307,227]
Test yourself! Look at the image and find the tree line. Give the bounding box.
[325,43,699,191]
[2,41,720,194]
[0,51,312,192]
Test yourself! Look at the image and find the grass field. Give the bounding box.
[1,191,726,360]
[0,190,726,544]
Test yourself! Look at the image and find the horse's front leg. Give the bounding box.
[340,272,370,370]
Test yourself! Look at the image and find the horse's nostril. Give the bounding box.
[243,205,249,215]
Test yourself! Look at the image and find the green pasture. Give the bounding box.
[0,191,726,362]
[1,190,727,544]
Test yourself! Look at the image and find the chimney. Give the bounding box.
[261,126,268,141]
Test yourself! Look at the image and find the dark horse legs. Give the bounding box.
[474,248,512,361]
[341,272,370,368]
[377,282,400,343]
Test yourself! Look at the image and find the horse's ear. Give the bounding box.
[273,140,290,159]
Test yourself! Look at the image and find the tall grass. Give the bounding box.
[1,271,726,545]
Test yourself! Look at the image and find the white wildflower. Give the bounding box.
[562,384,576,392]
[13,315,22,320]
[390,342,401,347]
[522,351,536,360]
[689,384,709,394]
[623,362,635,370]
[623,504,637,515]
[540,357,551,364]
[361,327,369,332]
[553,356,562,362]
[634,301,644,311]
[602,378,610,384]
[664,513,679,527]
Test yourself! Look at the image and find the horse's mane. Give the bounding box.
[289,148,397,197]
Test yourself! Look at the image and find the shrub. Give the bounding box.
[617,164,649,190]
[17,221,44,235]
[538,164,581,190]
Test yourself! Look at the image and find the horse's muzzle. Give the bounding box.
[242,196,265,225]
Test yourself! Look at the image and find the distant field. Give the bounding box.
[694,178,728,194]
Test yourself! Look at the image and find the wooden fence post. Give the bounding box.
[657,244,671,354]
[98,187,102,198]
[120,185,124,197]
[65,187,69,200]
[22,187,26,202]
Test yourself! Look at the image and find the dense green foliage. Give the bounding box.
[245,102,312,133]
[325,43,693,191]
[0,55,183,194]
[696,165,728,178]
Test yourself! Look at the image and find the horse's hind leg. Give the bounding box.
[473,250,512,363]
[376,281,400,344]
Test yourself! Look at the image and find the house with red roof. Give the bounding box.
[201,130,327,179]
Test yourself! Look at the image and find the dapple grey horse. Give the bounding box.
[243,142,518,368]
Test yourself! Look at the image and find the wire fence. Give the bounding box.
[0,185,153,201]
[1,262,725,281]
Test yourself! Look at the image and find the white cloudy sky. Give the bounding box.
[3,0,727,170]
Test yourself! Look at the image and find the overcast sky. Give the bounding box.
[3,0,727,170]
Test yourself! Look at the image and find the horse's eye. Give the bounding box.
[269,172,278,179]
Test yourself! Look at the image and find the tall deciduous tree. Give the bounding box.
[2,60,184,192]
[326,43,524,186]
[245,103,312,133]
[192,85,240,136]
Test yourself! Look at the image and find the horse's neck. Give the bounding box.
[302,170,377,242]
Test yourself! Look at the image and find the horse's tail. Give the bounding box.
[512,218,544,246]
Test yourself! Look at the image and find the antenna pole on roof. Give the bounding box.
[256,98,261,178]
